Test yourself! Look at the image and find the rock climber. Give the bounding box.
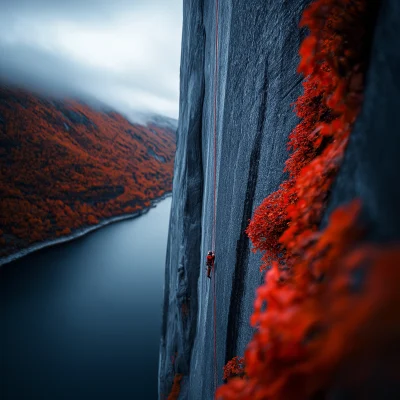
[206,251,215,279]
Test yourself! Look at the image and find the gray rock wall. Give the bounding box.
[159,1,309,398]
[159,1,400,399]
[324,0,400,242]
[159,0,205,395]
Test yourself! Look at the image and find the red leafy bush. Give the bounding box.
[223,357,245,381]
[217,202,400,399]
[246,0,373,269]
[216,1,395,399]
[167,373,183,400]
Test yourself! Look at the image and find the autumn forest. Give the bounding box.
[0,85,176,260]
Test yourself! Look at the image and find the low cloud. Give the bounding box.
[0,0,182,119]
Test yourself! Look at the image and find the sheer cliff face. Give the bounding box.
[160,0,400,399]
[160,2,309,397]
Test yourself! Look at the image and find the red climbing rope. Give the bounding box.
[212,3,218,254]
[212,0,219,394]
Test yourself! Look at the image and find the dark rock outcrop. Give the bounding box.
[160,1,400,399]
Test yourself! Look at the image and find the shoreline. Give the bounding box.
[0,192,172,267]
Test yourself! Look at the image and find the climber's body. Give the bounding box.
[206,251,215,279]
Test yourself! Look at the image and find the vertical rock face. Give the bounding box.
[159,1,309,398]
[159,1,205,397]
[160,1,400,399]
[323,0,400,242]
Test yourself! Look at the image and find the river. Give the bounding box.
[0,197,172,400]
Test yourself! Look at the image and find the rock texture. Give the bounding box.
[159,1,400,399]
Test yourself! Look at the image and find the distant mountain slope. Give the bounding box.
[0,85,176,259]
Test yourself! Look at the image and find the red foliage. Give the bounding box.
[167,373,183,400]
[223,357,245,381]
[217,202,400,399]
[246,0,372,269]
[87,215,99,225]
[217,1,394,399]
[0,86,176,258]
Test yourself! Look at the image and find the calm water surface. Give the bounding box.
[0,197,171,400]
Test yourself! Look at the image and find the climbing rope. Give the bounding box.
[212,0,219,394]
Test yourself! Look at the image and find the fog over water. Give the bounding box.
[0,197,172,399]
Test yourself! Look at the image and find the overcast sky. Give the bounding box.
[0,0,182,119]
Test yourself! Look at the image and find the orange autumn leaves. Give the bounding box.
[0,87,175,258]
[217,0,398,399]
